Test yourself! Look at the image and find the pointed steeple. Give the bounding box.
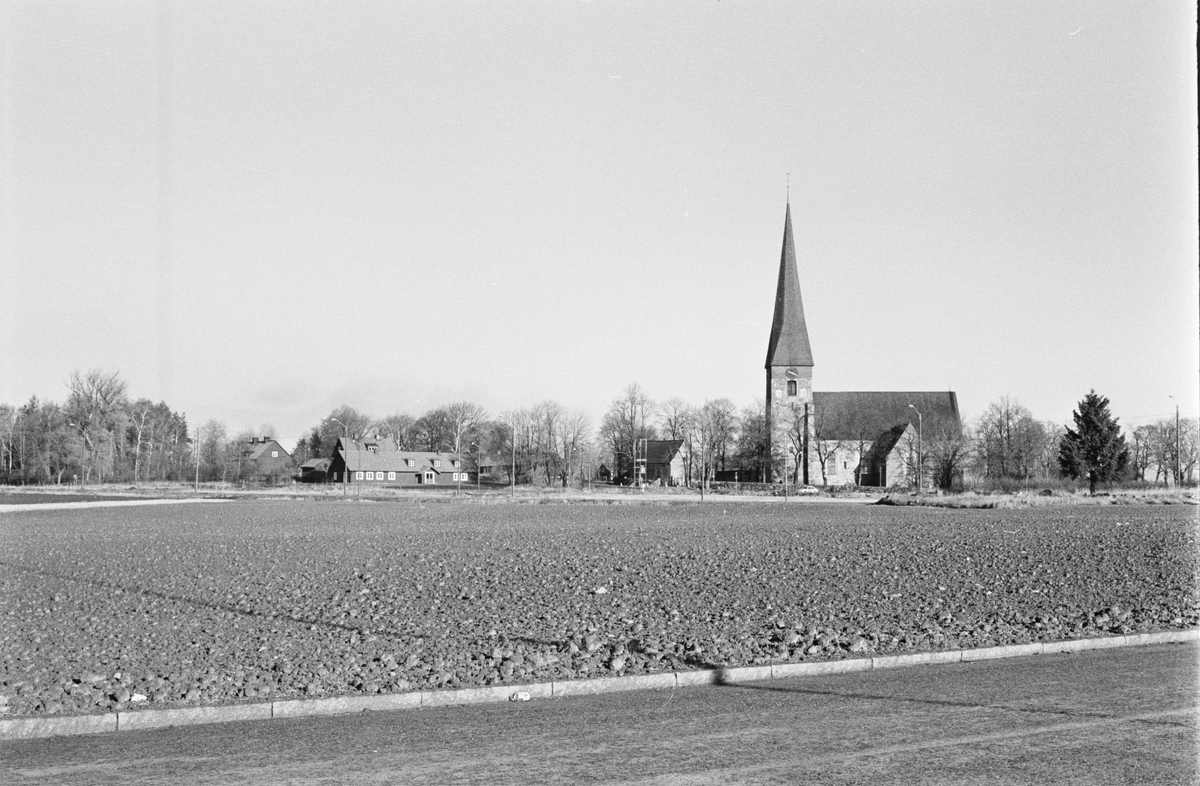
[764,202,814,369]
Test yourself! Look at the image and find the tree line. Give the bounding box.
[1,370,191,484]
[1,371,1194,489]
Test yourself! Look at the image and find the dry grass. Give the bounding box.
[879,487,1199,509]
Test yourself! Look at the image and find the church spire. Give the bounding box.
[764,202,814,369]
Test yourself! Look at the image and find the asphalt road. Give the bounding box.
[2,643,1195,786]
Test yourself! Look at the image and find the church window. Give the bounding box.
[787,380,797,397]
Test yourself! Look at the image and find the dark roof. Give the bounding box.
[644,439,683,464]
[300,458,330,470]
[812,391,961,442]
[335,438,462,473]
[864,424,908,465]
[764,202,814,369]
[241,438,289,461]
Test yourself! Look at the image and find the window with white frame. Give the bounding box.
[406,459,414,467]
[366,471,375,480]
[425,471,435,483]
[388,472,396,481]
[356,471,364,480]
[433,460,441,467]
[271,451,278,458]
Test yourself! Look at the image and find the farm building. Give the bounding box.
[297,457,331,483]
[326,438,470,486]
[237,437,292,482]
[644,439,686,486]
[764,202,962,488]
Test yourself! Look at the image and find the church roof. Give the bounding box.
[644,439,684,464]
[765,202,814,369]
[812,391,961,442]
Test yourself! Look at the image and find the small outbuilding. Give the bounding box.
[643,439,686,486]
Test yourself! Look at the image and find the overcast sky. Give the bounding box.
[2,1,1196,448]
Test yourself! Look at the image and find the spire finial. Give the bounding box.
[786,172,790,203]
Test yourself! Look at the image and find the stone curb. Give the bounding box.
[422,681,554,707]
[552,672,676,696]
[2,630,1195,741]
[119,703,271,731]
[273,692,421,719]
[0,713,117,740]
[0,499,227,513]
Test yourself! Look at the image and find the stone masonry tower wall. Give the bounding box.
[764,202,814,483]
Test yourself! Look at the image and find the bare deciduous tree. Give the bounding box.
[66,369,129,482]
[598,383,656,480]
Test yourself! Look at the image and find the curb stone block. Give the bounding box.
[961,643,1044,662]
[772,658,872,678]
[1042,636,1127,655]
[673,670,720,688]
[118,703,271,731]
[872,651,962,669]
[875,650,965,669]
[273,692,421,719]
[719,665,774,683]
[0,713,116,740]
[422,682,553,707]
[553,673,676,697]
[1124,630,1199,647]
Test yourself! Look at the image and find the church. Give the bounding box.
[764,203,962,488]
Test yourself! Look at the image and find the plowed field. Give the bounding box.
[1,500,1195,716]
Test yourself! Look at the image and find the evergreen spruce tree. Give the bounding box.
[1058,390,1129,493]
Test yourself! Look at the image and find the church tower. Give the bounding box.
[764,202,814,483]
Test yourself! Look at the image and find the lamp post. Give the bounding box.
[907,404,923,494]
[471,441,480,490]
[1169,395,1180,487]
[327,417,348,497]
[783,445,789,501]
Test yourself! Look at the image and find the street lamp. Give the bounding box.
[783,445,789,501]
[907,404,923,494]
[1169,395,1180,487]
[326,416,348,497]
[470,441,480,490]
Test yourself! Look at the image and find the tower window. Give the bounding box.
[787,380,797,397]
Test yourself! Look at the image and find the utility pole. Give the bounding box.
[471,441,480,490]
[1169,395,1180,486]
[193,422,199,491]
[327,417,349,498]
[783,445,789,501]
[802,403,810,486]
[908,404,923,493]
